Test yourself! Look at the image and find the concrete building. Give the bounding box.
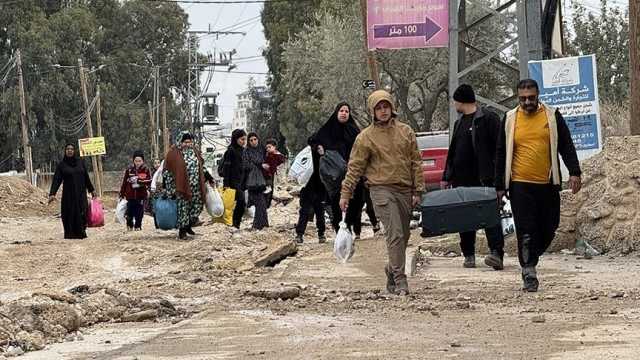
[232,91,251,131]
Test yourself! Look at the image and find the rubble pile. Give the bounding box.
[0,177,54,218]
[556,136,640,254]
[0,286,182,356]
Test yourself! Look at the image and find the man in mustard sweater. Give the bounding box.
[340,90,425,296]
[496,79,582,292]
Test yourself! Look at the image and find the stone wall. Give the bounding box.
[555,136,640,254]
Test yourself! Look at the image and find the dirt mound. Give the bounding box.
[0,286,182,355]
[556,136,640,254]
[0,176,55,218]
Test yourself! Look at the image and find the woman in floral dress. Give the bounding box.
[163,133,214,239]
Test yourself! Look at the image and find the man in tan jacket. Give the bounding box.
[340,90,424,296]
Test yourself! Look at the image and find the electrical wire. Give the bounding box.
[142,0,312,4]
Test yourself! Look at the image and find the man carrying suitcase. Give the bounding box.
[496,79,582,292]
[441,84,505,270]
[340,90,425,296]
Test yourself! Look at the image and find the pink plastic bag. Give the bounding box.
[87,198,105,228]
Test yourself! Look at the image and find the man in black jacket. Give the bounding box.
[442,84,505,270]
[495,79,582,292]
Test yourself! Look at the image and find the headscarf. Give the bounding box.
[311,102,360,160]
[62,143,78,166]
[244,132,265,166]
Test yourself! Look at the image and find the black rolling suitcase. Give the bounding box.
[421,187,500,237]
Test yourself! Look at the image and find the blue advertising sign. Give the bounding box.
[528,55,602,156]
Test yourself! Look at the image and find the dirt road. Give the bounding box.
[3,211,639,360]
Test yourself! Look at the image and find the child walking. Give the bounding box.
[119,150,152,231]
[262,138,285,207]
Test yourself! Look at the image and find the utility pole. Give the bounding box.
[155,66,161,159]
[95,85,104,197]
[78,58,102,196]
[148,101,156,161]
[162,96,169,156]
[359,0,381,89]
[631,0,640,135]
[16,49,34,185]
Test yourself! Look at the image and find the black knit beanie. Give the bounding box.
[453,84,476,104]
[132,150,144,160]
[181,132,193,143]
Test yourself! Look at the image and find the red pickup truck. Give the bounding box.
[416,131,449,191]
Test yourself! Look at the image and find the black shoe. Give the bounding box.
[484,251,504,270]
[463,256,476,268]
[384,265,396,294]
[178,229,188,240]
[295,235,304,244]
[185,227,196,236]
[318,235,326,244]
[522,268,539,292]
[395,278,410,296]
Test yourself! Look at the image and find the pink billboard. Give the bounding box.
[367,0,449,50]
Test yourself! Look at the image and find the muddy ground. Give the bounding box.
[1,195,640,359]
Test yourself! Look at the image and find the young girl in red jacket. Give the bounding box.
[119,150,152,231]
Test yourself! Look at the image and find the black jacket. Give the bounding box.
[443,107,501,185]
[222,145,246,190]
[495,108,581,192]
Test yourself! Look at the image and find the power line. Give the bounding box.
[143,0,311,4]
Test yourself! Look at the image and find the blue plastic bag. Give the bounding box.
[155,197,178,230]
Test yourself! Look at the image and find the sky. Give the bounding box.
[180,0,628,125]
[182,2,268,125]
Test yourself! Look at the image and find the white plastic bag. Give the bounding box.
[246,205,256,219]
[333,215,354,263]
[501,197,515,236]
[205,184,224,218]
[288,146,314,187]
[115,199,127,224]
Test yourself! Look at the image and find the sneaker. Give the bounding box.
[354,235,361,241]
[372,224,381,234]
[484,251,504,270]
[263,186,272,194]
[185,227,196,236]
[384,265,396,294]
[318,235,326,244]
[295,234,304,244]
[134,227,142,231]
[463,256,476,268]
[178,229,188,240]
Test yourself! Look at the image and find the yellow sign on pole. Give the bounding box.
[78,137,107,157]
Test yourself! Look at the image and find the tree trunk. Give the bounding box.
[631,0,640,135]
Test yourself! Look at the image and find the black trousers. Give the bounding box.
[249,189,269,230]
[459,225,504,257]
[232,187,246,229]
[363,187,378,227]
[509,181,560,268]
[265,176,274,208]
[295,186,326,236]
[453,179,504,257]
[126,199,144,229]
[329,183,365,235]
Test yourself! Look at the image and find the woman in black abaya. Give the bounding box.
[49,143,96,239]
[310,102,369,238]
